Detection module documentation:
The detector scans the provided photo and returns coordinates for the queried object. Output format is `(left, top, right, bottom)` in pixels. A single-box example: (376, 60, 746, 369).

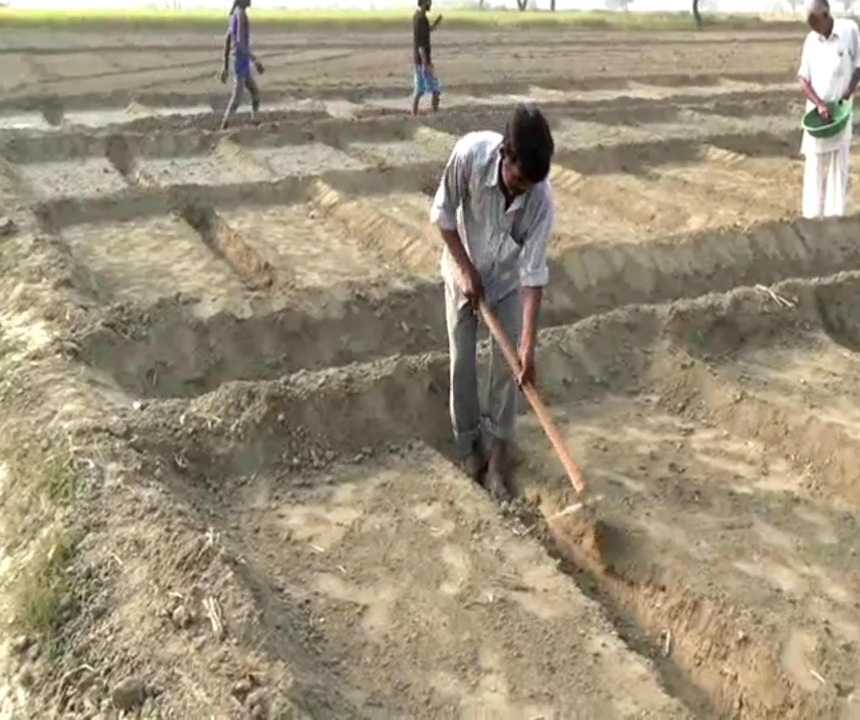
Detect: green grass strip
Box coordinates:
(0, 8, 781, 32)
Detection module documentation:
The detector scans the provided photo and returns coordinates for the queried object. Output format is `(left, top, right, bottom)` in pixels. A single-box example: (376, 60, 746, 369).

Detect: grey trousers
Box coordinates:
(222, 73, 260, 125)
(446, 286, 522, 459)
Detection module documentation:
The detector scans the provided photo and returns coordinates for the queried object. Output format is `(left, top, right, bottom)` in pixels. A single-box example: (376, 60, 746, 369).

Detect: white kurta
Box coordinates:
(797, 17, 860, 219)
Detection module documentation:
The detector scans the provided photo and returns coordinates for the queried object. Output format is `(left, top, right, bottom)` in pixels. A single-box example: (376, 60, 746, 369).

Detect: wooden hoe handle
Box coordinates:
(479, 301, 586, 495)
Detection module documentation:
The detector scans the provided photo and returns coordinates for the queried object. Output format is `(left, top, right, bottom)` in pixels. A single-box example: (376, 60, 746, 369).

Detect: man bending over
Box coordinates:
(430, 104, 555, 501)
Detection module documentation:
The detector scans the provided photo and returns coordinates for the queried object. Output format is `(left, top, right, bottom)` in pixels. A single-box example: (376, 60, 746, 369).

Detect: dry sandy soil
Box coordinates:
(1, 18, 860, 720)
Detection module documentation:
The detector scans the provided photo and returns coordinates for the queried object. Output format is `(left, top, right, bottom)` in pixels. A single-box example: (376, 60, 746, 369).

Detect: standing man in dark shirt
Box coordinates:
(413, 0, 443, 115)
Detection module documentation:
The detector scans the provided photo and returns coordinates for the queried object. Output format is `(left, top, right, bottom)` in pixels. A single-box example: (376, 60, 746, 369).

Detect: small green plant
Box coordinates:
(0, 435, 80, 562)
(0, 7, 767, 31)
(0, 436, 84, 641)
(7, 527, 83, 636)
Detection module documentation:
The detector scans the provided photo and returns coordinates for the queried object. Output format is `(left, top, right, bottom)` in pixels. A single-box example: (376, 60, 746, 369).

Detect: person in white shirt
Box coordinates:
(798, 0, 860, 218)
(430, 104, 555, 502)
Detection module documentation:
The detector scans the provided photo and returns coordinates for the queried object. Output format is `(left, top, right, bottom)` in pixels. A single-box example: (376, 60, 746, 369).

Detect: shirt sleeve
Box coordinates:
(430, 137, 471, 231)
(798, 35, 812, 81)
(851, 22, 860, 69)
(518, 187, 553, 288)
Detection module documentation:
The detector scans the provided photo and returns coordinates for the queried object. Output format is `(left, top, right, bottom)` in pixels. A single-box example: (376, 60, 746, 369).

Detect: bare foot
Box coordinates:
(484, 467, 511, 503)
(462, 440, 487, 485)
(484, 441, 513, 503)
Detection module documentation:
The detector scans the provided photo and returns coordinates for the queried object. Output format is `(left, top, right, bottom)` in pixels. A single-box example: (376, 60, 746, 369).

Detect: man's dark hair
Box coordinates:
(502, 104, 554, 184)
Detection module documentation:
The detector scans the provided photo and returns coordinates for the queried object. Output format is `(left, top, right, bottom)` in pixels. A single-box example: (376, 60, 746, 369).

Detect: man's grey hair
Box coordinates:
(805, 0, 829, 15)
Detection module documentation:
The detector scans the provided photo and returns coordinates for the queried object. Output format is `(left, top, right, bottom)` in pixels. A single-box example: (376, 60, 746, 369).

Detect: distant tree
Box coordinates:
(516, 0, 527, 9)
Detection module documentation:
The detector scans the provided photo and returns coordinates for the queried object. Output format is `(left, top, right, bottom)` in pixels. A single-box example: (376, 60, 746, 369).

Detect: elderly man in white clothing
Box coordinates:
(798, 0, 860, 219)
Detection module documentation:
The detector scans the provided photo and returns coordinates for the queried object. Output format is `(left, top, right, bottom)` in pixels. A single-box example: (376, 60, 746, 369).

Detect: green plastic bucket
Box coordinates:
(802, 100, 852, 139)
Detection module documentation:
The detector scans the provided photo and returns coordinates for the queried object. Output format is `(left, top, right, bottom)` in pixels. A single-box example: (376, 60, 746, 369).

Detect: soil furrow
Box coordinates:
(119, 271, 860, 718)
(66, 216, 860, 398)
(0, 87, 800, 159)
(0, 70, 794, 113)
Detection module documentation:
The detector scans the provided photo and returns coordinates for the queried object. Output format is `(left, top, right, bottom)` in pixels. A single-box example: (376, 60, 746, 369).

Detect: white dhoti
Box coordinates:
(802, 142, 850, 219)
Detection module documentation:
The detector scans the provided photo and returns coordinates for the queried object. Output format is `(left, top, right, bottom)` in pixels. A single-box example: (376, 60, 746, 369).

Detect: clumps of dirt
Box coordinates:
(0, 215, 16, 238)
(524, 493, 656, 588)
(104, 133, 137, 179)
(179, 201, 276, 292)
(811, 271, 860, 352)
(498, 489, 651, 584)
(662, 283, 800, 362)
(63, 276, 447, 398)
(560, 514, 645, 578)
(100, 107, 333, 137)
(39, 97, 65, 127)
(511, 489, 830, 719)
(659, 272, 860, 364)
(121, 358, 448, 486)
(73, 293, 201, 339)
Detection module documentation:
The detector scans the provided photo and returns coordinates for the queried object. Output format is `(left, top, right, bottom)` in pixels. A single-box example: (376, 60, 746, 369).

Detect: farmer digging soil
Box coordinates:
(219, 0, 265, 130)
(798, 0, 860, 218)
(430, 103, 555, 502)
(412, 0, 443, 115)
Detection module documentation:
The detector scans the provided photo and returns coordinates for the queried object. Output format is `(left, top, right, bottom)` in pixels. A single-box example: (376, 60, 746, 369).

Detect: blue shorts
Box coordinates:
(413, 65, 441, 95)
(234, 50, 252, 78)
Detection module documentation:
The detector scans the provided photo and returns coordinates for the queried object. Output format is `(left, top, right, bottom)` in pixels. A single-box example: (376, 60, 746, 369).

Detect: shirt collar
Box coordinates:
(817, 22, 840, 41)
(482, 142, 530, 211)
(483, 143, 502, 188)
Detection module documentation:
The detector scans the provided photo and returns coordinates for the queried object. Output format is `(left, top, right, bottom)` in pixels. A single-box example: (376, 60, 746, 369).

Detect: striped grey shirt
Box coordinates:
(430, 130, 554, 306)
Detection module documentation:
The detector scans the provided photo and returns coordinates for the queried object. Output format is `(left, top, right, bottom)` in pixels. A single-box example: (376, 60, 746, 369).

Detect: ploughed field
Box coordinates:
(2, 20, 860, 720)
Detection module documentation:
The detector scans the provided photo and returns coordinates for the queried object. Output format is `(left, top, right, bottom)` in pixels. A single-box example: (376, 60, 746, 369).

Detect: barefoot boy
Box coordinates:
(219, 0, 265, 130)
(413, 0, 443, 115)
